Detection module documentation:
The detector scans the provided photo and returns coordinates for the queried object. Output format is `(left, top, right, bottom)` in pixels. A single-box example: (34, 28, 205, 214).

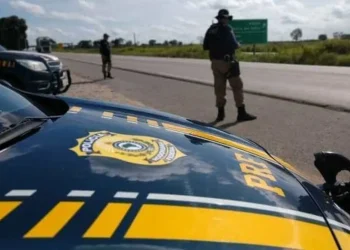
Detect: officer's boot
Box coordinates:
(237, 105, 257, 122)
(215, 107, 225, 122)
(107, 72, 113, 79)
(103, 71, 107, 79)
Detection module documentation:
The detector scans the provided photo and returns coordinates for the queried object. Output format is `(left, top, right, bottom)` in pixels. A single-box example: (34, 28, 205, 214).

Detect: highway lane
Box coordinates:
(62, 58, 350, 184)
(57, 52, 350, 111)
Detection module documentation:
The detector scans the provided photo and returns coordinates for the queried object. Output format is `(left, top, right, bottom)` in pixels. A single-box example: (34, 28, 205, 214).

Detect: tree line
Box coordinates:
(290, 28, 350, 42)
(75, 38, 184, 49)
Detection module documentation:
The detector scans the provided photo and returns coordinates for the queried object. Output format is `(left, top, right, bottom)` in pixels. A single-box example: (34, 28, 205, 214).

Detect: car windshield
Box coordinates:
(0, 44, 6, 52)
(0, 84, 47, 133)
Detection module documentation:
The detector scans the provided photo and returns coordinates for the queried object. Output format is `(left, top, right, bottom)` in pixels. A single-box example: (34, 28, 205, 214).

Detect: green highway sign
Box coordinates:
(229, 19, 268, 45)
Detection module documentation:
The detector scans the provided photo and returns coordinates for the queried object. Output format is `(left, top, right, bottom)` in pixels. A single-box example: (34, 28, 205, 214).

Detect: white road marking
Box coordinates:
(114, 192, 139, 199)
(147, 193, 350, 231)
(67, 190, 95, 197)
(5, 190, 36, 197)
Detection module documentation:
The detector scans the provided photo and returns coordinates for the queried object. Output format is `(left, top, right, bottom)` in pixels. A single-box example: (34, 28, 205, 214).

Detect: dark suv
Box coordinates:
(0, 44, 71, 94)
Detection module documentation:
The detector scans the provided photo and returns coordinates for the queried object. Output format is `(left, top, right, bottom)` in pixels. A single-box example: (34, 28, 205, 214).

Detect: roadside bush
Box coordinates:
(255, 53, 277, 63)
(338, 55, 350, 66)
(298, 47, 318, 64)
(323, 40, 350, 54)
(275, 53, 295, 64)
(317, 53, 338, 66)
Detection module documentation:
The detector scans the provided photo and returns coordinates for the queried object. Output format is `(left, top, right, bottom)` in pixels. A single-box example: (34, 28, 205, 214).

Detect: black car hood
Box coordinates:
(0, 50, 59, 62)
(0, 96, 349, 250)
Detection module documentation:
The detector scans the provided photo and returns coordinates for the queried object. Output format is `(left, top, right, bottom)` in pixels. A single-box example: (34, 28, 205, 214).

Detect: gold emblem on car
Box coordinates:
(70, 131, 186, 166)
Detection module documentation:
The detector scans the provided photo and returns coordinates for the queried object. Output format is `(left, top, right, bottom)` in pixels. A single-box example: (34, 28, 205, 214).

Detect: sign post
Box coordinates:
(229, 19, 268, 55)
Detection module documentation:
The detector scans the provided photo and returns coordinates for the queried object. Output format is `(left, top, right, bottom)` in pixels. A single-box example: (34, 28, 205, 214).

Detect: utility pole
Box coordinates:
(133, 33, 137, 46)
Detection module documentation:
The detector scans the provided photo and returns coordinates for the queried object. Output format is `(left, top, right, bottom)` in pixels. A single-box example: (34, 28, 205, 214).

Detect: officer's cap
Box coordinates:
(216, 9, 233, 20)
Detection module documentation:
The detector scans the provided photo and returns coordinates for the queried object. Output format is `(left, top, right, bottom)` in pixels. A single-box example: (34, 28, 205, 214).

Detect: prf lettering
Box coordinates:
(234, 153, 285, 197)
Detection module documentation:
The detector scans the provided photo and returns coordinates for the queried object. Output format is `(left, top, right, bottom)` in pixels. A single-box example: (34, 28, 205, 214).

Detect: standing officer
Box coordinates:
(99, 33, 113, 79)
(203, 9, 256, 122)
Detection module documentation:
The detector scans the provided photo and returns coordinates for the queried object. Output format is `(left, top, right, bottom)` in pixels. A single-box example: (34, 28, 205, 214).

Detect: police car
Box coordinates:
(0, 80, 349, 250)
(0, 44, 71, 94)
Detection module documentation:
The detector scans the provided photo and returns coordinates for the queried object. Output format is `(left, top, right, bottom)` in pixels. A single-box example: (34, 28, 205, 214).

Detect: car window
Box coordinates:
(0, 44, 6, 51)
(0, 84, 46, 132)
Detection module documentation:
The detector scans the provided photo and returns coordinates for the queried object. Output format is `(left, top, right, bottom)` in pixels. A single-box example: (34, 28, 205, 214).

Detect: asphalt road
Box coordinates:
(56, 53, 350, 111)
(61, 58, 350, 184)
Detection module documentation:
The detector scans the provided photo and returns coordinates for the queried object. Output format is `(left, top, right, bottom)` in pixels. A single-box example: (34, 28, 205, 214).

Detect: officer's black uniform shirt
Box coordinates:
(99, 39, 111, 57)
(203, 23, 240, 60)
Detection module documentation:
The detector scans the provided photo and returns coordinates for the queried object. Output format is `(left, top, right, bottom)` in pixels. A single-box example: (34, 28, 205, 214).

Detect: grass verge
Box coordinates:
(55, 39, 350, 66)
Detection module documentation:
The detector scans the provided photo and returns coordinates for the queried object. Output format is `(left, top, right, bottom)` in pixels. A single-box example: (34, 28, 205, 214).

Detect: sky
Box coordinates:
(0, 0, 350, 45)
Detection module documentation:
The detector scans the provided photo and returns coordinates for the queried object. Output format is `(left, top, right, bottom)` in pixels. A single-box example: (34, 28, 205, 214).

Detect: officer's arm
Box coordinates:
(232, 30, 240, 49)
(203, 29, 210, 51)
(99, 42, 103, 54)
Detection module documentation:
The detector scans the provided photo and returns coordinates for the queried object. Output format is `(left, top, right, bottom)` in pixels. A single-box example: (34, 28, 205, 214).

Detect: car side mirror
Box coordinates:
(314, 151, 350, 213)
(314, 151, 350, 186)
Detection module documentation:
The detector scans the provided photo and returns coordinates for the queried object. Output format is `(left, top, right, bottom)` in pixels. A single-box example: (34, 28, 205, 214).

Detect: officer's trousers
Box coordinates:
(211, 59, 244, 108)
(101, 55, 112, 74)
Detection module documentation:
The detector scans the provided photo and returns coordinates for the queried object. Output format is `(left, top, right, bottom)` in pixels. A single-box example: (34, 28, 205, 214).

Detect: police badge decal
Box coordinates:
(70, 131, 186, 166)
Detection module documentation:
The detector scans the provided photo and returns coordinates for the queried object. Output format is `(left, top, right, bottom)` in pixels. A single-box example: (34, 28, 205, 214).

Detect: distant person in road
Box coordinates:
(203, 9, 256, 122)
(99, 33, 113, 79)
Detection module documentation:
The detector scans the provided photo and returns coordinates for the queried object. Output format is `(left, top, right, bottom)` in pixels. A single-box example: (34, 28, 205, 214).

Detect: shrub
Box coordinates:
(276, 53, 295, 64)
(338, 55, 350, 66)
(317, 53, 338, 66)
(323, 40, 350, 54)
(298, 47, 318, 64)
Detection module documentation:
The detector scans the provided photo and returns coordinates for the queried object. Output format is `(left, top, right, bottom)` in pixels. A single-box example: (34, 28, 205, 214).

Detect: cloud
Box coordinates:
(175, 16, 199, 26)
(26, 27, 49, 37)
(285, 0, 304, 9)
(281, 14, 307, 24)
(7, 0, 350, 44)
(55, 28, 75, 37)
(79, 27, 98, 35)
(50, 11, 105, 30)
(96, 16, 118, 22)
(89, 156, 214, 182)
(51, 11, 98, 24)
(9, 0, 45, 15)
(35, 27, 48, 33)
(185, 0, 275, 10)
(151, 25, 184, 34)
(77, 0, 95, 10)
(332, 5, 350, 18)
(111, 28, 127, 36)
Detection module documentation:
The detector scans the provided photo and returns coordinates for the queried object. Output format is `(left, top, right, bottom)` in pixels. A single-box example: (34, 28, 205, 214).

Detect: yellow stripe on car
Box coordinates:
(68, 106, 82, 114)
(335, 230, 350, 250)
(102, 111, 114, 119)
(0, 201, 22, 221)
(125, 204, 338, 250)
(83, 203, 131, 238)
(127, 116, 138, 124)
(24, 201, 84, 238)
(147, 120, 159, 128)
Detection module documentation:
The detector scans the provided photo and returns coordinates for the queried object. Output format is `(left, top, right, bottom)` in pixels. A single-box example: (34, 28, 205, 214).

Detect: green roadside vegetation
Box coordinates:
(54, 39, 350, 66)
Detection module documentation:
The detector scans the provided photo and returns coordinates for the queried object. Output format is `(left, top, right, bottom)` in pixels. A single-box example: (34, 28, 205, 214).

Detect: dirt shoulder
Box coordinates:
(62, 74, 146, 108)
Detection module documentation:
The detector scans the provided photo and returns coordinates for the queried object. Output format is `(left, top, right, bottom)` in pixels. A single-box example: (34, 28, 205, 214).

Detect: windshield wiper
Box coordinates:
(0, 116, 61, 150)
(5, 115, 61, 130)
